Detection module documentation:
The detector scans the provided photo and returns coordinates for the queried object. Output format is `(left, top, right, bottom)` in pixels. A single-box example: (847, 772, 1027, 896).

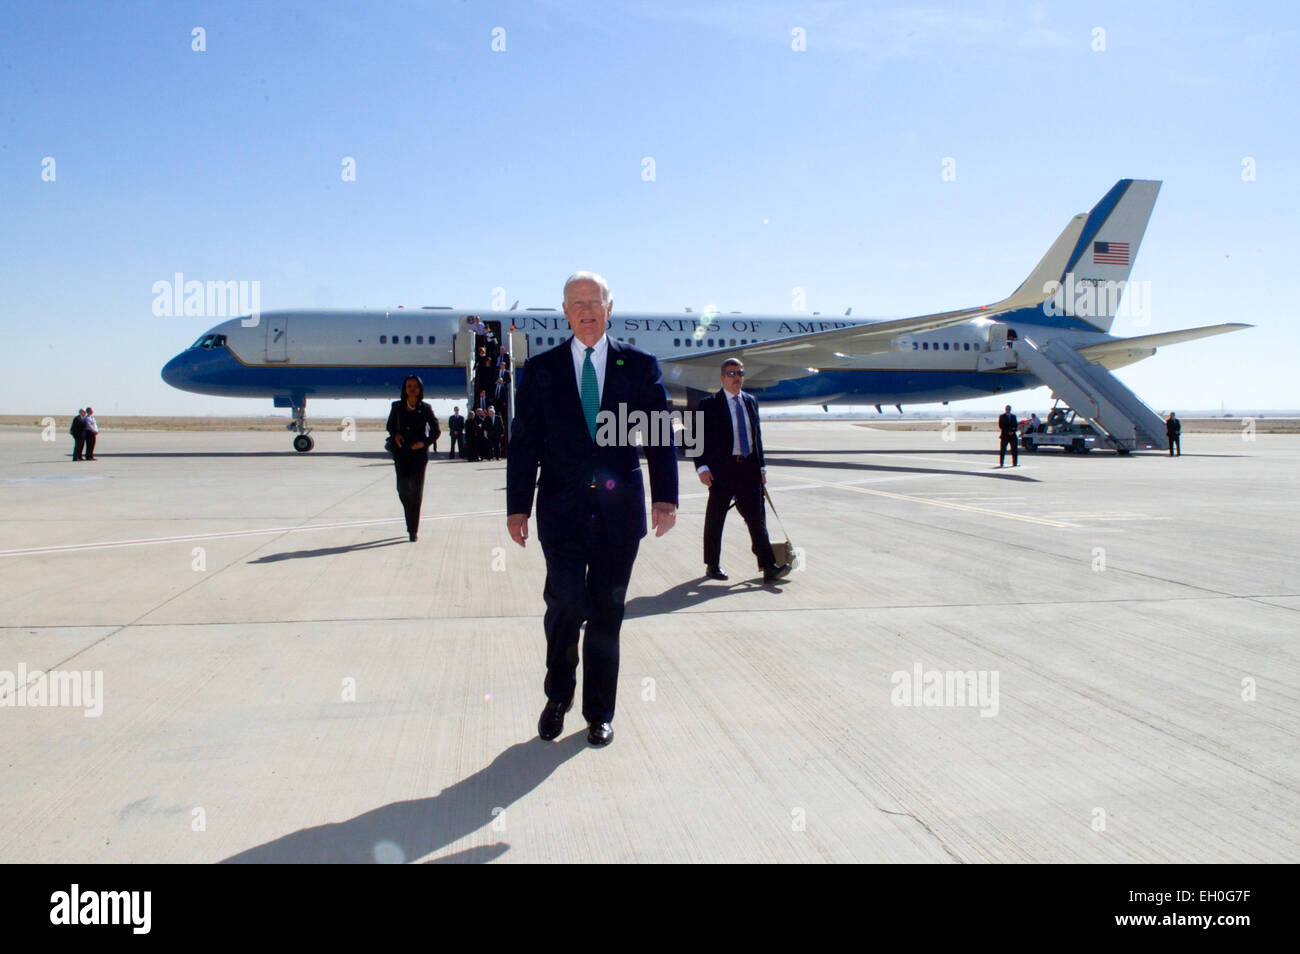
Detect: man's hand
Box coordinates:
(761, 471, 766, 486)
(507, 513, 529, 548)
(393, 434, 404, 448)
(411, 441, 424, 451)
(697, 468, 713, 487)
(651, 502, 676, 537)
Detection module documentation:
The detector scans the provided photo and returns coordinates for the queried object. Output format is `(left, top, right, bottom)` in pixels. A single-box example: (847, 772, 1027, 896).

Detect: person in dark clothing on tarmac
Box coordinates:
(997, 405, 1019, 468)
(1166, 412, 1181, 457)
(386, 375, 439, 541)
(70, 409, 87, 461)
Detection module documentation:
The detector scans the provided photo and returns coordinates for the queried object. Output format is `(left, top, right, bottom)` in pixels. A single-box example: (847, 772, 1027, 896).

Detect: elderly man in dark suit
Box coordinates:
(507, 271, 678, 748)
(693, 358, 791, 584)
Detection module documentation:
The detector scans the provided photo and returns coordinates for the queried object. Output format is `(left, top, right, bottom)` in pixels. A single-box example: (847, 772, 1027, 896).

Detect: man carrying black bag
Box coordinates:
(692, 358, 791, 584)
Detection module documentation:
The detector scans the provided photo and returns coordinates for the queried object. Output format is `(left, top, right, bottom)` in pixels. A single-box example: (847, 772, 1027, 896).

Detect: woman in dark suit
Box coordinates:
(386, 375, 439, 542)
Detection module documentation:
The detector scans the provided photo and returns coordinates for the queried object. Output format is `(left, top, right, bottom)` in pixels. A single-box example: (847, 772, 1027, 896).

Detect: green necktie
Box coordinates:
(581, 346, 599, 439)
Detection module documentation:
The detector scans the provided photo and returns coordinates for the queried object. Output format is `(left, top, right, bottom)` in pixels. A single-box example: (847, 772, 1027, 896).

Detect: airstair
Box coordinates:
(1013, 336, 1168, 452)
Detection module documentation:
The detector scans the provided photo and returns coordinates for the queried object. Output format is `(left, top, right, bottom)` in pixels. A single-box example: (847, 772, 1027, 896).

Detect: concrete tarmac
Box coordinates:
(0, 422, 1296, 863)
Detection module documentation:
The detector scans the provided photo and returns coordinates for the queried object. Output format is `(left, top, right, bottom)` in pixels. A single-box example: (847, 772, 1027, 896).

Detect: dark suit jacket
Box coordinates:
(508, 337, 678, 551)
(1166, 418, 1181, 438)
(998, 412, 1018, 438)
(693, 389, 765, 475)
(386, 400, 439, 458)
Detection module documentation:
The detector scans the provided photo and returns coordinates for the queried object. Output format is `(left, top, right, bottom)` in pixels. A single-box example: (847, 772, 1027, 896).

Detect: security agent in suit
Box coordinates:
(386, 375, 439, 541)
(507, 271, 678, 749)
(447, 407, 465, 459)
(997, 404, 1019, 467)
(1166, 412, 1181, 456)
(694, 359, 791, 583)
(70, 409, 86, 461)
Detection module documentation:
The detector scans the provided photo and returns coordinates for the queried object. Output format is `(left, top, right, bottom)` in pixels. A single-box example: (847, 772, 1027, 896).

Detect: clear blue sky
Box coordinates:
(3, 0, 1296, 418)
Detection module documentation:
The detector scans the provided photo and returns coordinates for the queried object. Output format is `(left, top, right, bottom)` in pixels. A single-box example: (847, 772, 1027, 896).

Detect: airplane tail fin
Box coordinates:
(998, 212, 1089, 312)
(1051, 179, 1161, 333)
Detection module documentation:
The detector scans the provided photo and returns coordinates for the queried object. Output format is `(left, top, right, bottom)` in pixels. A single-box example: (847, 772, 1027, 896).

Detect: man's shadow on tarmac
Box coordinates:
(247, 538, 407, 563)
(624, 574, 781, 618)
(220, 735, 586, 864)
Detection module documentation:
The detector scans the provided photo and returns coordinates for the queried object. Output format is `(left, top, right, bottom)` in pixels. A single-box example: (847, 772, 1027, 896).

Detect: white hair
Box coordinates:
(563, 270, 610, 303)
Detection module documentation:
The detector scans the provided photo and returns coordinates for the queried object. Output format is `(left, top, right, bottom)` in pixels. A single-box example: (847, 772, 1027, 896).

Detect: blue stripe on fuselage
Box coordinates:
(161, 347, 465, 401)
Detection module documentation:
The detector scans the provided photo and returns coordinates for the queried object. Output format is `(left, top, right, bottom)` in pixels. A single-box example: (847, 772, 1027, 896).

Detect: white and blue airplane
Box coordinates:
(162, 179, 1248, 452)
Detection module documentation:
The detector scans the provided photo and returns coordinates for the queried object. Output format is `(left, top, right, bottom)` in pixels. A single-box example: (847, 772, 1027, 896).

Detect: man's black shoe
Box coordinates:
(762, 562, 792, 583)
(587, 722, 613, 747)
(706, 565, 729, 581)
(537, 698, 573, 741)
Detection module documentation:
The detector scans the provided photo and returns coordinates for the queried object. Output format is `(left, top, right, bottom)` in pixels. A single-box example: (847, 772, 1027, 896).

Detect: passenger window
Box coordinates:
(404, 336, 411, 344)
(943, 342, 949, 351)
(417, 336, 423, 344)
(430, 336, 435, 344)
(922, 342, 928, 350)
(380, 335, 387, 344)
(707, 338, 714, 347)
(673, 338, 680, 346)
(730, 339, 737, 346)
(548, 337, 555, 345)
(963, 342, 970, 351)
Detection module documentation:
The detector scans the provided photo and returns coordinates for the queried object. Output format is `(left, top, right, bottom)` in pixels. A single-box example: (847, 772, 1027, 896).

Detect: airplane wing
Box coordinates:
(1076, 323, 1252, 370)
(661, 211, 1089, 391)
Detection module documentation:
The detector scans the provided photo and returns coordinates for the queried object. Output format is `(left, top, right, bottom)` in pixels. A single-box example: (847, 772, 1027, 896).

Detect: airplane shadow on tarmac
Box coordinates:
(762, 454, 1041, 481)
(220, 734, 587, 864)
(82, 451, 396, 459)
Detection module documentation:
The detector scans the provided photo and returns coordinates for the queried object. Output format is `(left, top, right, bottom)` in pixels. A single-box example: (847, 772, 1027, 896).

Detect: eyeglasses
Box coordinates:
(724, 370, 745, 377)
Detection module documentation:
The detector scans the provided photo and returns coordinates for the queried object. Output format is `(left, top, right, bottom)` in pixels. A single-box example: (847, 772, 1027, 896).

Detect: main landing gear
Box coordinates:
(287, 402, 314, 452)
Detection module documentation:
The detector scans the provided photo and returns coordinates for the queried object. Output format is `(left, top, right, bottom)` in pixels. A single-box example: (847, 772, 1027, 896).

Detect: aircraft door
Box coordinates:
(987, 323, 1007, 351)
(266, 315, 289, 362)
(505, 330, 529, 431)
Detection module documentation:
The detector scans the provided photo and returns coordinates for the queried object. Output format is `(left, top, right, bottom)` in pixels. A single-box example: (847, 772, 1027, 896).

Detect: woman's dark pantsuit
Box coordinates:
(394, 453, 428, 535)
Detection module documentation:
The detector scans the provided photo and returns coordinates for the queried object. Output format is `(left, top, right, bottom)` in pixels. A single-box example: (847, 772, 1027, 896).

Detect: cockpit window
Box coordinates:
(189, 334, 227, 350)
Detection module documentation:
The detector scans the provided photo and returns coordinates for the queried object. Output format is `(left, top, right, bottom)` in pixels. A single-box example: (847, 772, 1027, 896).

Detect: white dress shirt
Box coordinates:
(570, 333, 609, 403)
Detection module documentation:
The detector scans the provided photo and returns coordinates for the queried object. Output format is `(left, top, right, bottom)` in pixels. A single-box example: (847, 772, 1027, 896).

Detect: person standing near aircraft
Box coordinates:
(507, 271, 678, 748)
(69, 409, 86, 461)
(386, 375, 438, 542)
(485, 407, 504, 460)
(447, 407, 465, 460)
(1166, 412, 1181, 456)
(82, 407, 99, 460)
(997, 405, 1019, 468)
(693, 358, 791, 583)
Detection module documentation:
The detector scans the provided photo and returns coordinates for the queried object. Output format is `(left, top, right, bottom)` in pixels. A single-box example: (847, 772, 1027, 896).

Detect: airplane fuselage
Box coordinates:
(163, 307, 1112, 408)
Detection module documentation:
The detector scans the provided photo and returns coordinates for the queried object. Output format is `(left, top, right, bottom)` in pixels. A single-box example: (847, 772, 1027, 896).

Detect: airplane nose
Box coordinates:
(160, 352, 190, 390)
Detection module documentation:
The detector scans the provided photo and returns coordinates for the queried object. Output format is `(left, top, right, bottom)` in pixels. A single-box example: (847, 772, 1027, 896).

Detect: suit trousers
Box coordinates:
(72, 434, 85, 460)
(998, 434, 1018, 466)
(393, 453, 428, 534)
(703, 456, 775, 570)
(83, 432, 97, 460)
(540, 495, 640, 725)
(448, 432, 464, 458)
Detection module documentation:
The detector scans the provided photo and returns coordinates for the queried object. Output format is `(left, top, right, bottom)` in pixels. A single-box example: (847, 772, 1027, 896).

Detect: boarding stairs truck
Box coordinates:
(1010, 336, 1169, 454)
